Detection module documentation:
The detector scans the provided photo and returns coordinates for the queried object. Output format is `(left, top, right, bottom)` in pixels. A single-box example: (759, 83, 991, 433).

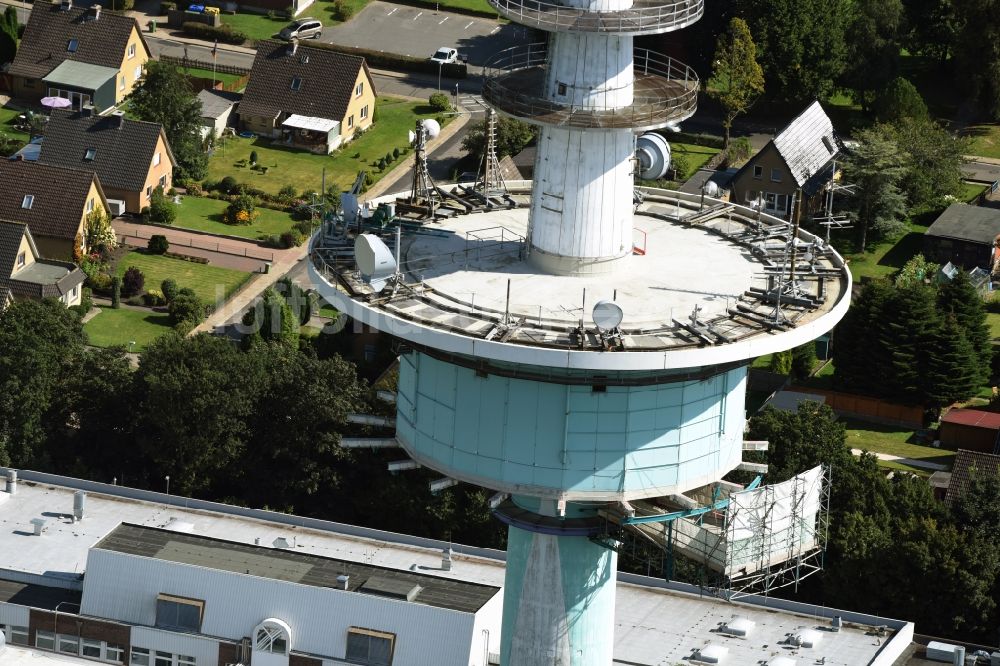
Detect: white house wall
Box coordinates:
(80, 549, 482, 665)
(467, 588, 503, 665)
(0, 601, 30, 627)
(131, 626, 221, 666)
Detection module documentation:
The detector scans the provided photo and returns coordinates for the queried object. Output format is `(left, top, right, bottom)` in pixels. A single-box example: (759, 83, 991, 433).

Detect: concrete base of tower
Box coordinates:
(501, 500, 617, 666)
(528, 244, 631, 275)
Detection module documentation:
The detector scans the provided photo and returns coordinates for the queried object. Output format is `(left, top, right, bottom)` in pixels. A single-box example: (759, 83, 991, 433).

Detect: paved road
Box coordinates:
(850, 448, 949, 472)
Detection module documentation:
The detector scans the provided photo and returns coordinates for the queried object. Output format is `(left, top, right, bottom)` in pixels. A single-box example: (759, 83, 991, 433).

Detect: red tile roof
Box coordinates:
(941, 409, 1000, 430)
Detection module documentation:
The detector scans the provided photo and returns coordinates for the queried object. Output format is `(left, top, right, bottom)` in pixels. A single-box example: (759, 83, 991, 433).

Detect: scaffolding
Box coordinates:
(615, 465, 830, 600)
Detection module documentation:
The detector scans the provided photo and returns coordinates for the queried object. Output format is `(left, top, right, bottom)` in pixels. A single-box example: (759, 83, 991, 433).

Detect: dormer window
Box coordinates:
(67, 38, 78, 53)
(291, 77, 302, 91)
(21, 195, 33, 209)
(822, 135, 835, 154)
(84, 148, 96, 161)
(301, 55, 309, 64)
(16, 251, 26, 268)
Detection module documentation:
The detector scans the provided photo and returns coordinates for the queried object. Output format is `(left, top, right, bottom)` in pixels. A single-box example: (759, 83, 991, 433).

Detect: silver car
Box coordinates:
(279, 18, 323, 40)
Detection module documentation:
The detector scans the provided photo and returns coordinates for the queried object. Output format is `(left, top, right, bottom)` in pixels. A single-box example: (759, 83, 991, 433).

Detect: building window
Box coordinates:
(128, 43, 136, 59)
(85, 147, 97, 161)
(770, 168, 782, 182)
(363, 343, 376, 362)
(556, 82, 567, 96)
(153, 151, 161, 167)
(67, 38, 78, 52)
(22, 194, 33, 209)
(345, 628, 394, 666)
(360, 105, 368, 119)
(107, 644, 126, 664)
(154, 651, 172, 666)
(159, 174, 167, 188)
(10, 626, 28, 645)
(131, 648, 150, 666)
(82, 638, 102, 658)
(36, 630, 56, 651)
(254, 620, 290, 655)
(155, 593, 205, 632)
(120, 75, 126, 91)
(87, 197, 96, 212)
(134, 65, 142, 81)
(347, 115, 354, 128)
(24, 78, 35, 88)
(58, 634, 79, 654)
(291, 77, 302, 91)
(752, 165, 762, 179)
(356, 81, 363, 96)
(146, 186, 152, 199)
(16, 251, 25, 268)
(177, 657, 196, 666)
(71, 285, 79, 299)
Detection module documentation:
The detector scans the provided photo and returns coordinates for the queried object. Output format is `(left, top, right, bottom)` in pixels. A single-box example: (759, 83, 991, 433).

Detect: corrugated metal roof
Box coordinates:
(94, 523, 498, 614)
(282, 114, 340, 133)
(771, 101, 838, 190)
(940, 408, 1000, 429)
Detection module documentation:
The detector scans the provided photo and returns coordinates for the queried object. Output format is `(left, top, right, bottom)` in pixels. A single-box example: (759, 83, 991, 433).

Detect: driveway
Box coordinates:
(319, 1, 526, 71)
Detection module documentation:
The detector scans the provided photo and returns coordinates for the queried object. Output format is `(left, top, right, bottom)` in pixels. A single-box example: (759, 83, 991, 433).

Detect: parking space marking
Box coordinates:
(490, 26, 500, 34)
(464, 21, 474, 28)
(387, 7, 397, 14)
(439, 16, 449, 23)
(413, 11, 423, 19)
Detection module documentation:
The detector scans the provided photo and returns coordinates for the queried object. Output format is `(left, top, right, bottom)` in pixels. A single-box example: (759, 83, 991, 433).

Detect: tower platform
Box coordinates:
(488, 0, 704, 35)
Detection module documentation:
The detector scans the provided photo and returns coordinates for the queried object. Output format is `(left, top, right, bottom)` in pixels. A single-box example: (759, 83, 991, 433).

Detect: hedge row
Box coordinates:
(181, 21, 248, 45)
(306, 41, 468, 79)
(388, 0, 497, 19)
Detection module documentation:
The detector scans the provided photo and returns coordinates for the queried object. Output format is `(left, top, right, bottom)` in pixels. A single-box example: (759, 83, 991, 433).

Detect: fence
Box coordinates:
(789, 386, 925, 429)
(119, 225, 276, 263)
(160, 54, 250, 77)
(187, 74, 250, 93)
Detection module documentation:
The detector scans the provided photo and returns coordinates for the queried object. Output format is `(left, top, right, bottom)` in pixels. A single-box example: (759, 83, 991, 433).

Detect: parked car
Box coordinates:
(430, 47, 460, 64)
(279, 18, 323, 40)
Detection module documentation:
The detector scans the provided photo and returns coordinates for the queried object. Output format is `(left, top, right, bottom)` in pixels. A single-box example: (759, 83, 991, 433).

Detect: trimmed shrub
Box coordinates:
(429, 92, 451, 112)
(111, 276, 121, 309)
(185, 181, 203, 196)
(148, 234, 170, 255)
(142, 289, 166, 307)
(181, 21, 247, 45)
(87, 271, 113, 293)
(122, 266, 145, 297)
(225, 190, 259, 225)
(218, 176, 239, 194)
(249, 150, 258, 165)
(168, 292, 204, 328)
(332, 0, 354, 21)
(161, 278, 178, 303)
(393, 147, 400, 159)
(147, 186, 176, 225)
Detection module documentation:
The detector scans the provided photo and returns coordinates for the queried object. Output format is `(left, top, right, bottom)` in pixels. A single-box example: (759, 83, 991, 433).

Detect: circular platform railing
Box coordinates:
(488, 0, 702, 35)
(482, 45, 699, 131)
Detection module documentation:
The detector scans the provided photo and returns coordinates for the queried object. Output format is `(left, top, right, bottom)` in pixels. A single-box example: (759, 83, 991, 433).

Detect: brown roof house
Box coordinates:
(923, 204, 1000, 272)
(945, 449, 1000, 505)
(729, 101, 841, 220)
(240, 40, 376, 154)
(38, 109, 176, 214)
(0, 159, 109, 261)
(8, 1, 150, 111)
(0, 220, 85, 309)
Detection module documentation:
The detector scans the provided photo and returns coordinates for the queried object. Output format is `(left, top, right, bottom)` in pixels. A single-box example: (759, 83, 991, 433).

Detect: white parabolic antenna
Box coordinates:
(593, 300, 624, 331)
(421, 118, 441, 139)
(355, 234, 397, 291)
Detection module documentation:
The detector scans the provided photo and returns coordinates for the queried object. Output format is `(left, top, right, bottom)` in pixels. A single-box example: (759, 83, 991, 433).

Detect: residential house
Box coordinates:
(923, 203, 1000, 272)
(0, 221, 85, 308)
(945, 449, 1000, 504)
(729, 101, 840, 219)
(0, 160, 109, 260)
(8, 1, 150, 111)
(938, 408, 1000, 453)
(240, 40, 376, 153)
(38, 109, 176, 214)
(197, 89, 240, 140)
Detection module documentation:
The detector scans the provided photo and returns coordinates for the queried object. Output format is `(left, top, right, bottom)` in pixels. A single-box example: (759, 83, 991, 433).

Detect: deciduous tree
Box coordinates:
(841, 0, 904, 111)
(707, 17, 764, 148)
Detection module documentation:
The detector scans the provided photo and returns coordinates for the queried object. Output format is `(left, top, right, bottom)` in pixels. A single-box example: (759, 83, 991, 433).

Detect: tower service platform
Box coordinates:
(309, 0, 852, 662)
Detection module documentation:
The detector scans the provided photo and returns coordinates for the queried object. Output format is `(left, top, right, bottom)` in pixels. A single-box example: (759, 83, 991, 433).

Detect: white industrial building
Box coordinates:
(0, 467, 943, 666)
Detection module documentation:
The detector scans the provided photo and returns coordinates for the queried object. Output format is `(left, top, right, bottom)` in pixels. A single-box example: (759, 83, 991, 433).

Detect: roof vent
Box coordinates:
(300, 54, 309, 64)
(289, 38, 298, 56)
(336, 574, 349, 590)
(691, 645, 728, 664)
(787, 629, 822, 648)
(89, 3, 100, 20)
(5, 469, 16, 495)
(441, 547, 453, 571)
(360, 575, 422, 602)
(73, 490, 86, 521)
(60, 0, 72, 11)
(30, 517, 46, 536)
(272, 536, 295, 548)
(830, 616, 842, 632)
(720, 617, 755, 637)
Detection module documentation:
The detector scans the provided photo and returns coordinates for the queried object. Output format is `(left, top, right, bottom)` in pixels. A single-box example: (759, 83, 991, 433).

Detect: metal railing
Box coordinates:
(488, 0, 703, 34)
(483, 44, 699, 130)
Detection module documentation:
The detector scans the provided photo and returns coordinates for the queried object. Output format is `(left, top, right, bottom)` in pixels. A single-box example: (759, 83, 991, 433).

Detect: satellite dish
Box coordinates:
(421, 118, 441, 139)
(592, 300, 624, 331)
(408, 129, 416, 145)
(355, 234, 397, 291)
(703, 180, 720, 197)
(636, 133, 670, 180)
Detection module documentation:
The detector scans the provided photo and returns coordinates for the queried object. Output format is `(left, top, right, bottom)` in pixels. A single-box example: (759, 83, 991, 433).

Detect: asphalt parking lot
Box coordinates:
(320, 0, 527, 69)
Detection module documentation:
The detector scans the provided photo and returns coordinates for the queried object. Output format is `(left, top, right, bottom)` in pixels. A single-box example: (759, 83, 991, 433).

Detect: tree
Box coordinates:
(953, 0, 1000, 119)
(745, 401, 852, 483)
(428, 93, 451, 112)
(952, 467, 1000, 535)
(926, 314, 981, 407)
(127, 60, 208, 180)
(225, 189, 258, 226)
(0, 299, 87, 467)
(833, 280, 896, 394)
(461, 116, 537, 163)
(168, 291, 204, 328)
(889, 116, 968, 212)
(873, 77, 929, 123)
(84, 208, 117, 253)
(161, 278, 178, 303)
(894, 253, 937, 288)
(121, 266, 145, 297)
(843, 124, 908, 252)
(111, 276, 121, 308)
(277, 277, 313, 326)
(841, 0, 904, 111)
(147, 186, 176, 225)
(736, 0, 850, 103)
(707, 18, 765, 148)
(938, 269, 992, 379)
(0, 6, 18, 68)
(240, 287, 300, 350)
(903, 0, 959, 66)
(147, 234, 170, 255)
(768, 349, 793, 374)
(791, 342, 817, 381)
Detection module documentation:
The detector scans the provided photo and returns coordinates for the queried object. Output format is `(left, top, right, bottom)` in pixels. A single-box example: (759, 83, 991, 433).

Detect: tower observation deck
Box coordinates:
(308, 0, 851, 663)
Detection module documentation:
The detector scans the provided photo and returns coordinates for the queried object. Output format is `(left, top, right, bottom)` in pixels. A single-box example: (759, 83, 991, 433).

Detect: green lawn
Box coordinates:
(84, 306, 173, 351)
(207, 97, 433, 195)
(963, 123, 1000, 160)
(221, 0, 374, 41)
(987, 313, 1000, 340)
(671, 142, 719, 174)
(180, 66, 245, 87)
(115, 251, 251, 305)
(959, 181, 988, 202)
(170, 195, 298, 239)
(843, 418, 956, 472)
(843, 221, 930, 283)
(0, 104, 31, 147)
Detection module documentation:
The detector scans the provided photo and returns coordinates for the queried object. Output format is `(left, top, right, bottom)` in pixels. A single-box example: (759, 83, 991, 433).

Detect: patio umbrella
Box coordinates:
(40, 96, 72, 109)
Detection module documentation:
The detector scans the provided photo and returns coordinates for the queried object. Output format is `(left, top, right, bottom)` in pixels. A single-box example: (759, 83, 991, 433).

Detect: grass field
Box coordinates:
(115, 251, 251, 305)
(221, 0, 376, 41)
(987, 313, 1000, 340)
(207, 97, 432, 195)
(959, 181, 988, 202)
(963, 123, 1000, 160)
(672, 142, 719, 175)
(171, 196, 298, 239)
(842, 221, 930, 283)
(0, 105, 31, 154)
(843, 418, 956, 474)
(84, 307, 173, 351)
(180, 66, 245, 87)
